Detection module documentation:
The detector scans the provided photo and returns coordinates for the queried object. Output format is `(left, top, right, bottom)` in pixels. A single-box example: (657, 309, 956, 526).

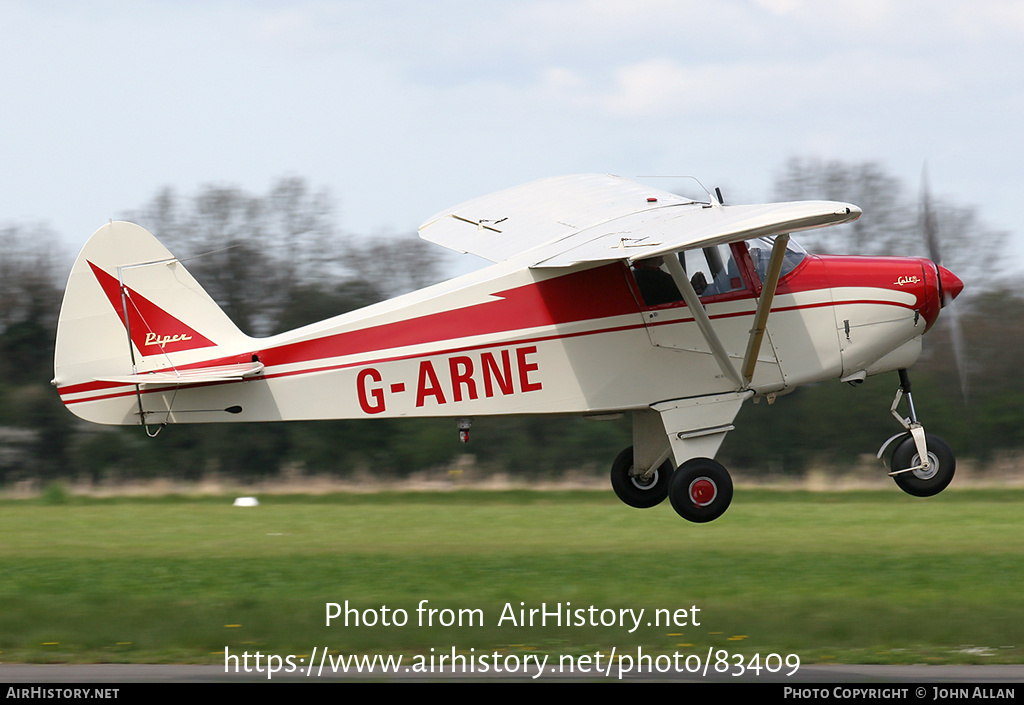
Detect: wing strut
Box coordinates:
(742, 234, 789, 384)
(662, 255, 745, 389)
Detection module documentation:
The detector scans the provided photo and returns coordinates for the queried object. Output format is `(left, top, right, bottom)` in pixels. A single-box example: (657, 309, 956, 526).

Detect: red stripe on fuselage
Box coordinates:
(253, 263, 642, 368)
(58, 264, 641, 400)
(59, 257, 924, 404)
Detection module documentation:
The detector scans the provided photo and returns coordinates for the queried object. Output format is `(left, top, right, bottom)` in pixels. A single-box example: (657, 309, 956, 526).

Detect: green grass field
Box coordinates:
(1, 488, 1021, 665)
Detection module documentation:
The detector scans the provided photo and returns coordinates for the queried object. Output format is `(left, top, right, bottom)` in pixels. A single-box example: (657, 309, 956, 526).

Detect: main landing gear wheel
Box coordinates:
(890, 433, 955, 497)
(610, 446, 673, 508)
(669, 458, 733, 523)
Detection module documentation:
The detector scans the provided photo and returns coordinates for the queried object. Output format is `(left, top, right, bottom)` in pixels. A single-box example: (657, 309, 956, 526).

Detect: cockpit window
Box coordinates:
(631, 257, 681, 306)
(684, 243, 746, 297)
(631, 238, 807, 308)
(631, 243, 749, 308)
(746, 237, 807, 284)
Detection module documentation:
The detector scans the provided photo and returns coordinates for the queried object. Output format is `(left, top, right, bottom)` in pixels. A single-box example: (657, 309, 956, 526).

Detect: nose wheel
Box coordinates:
(888, 433, 955, 497)
(878, 369, 956, 497)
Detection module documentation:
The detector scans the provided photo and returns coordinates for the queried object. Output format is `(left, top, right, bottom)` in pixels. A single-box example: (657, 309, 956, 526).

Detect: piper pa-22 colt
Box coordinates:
(53, 174, 964, 523)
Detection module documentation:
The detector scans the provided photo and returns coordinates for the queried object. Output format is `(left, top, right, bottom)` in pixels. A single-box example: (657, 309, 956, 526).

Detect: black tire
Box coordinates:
(890, 433, 955, 497)
(610, 446, 672, 508)
(668, 457, 733, 523)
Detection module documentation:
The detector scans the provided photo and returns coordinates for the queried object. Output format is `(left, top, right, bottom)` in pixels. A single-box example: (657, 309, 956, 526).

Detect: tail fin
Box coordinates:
(53, 222, 255, 425)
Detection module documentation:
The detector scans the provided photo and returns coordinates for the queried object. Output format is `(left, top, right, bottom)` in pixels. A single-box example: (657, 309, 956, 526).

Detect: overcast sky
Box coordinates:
(3, 0, 1022, 271)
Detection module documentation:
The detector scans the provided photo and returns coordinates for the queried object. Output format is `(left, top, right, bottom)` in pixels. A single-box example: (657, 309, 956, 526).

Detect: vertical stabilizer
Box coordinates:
(53, 222, 252, 424)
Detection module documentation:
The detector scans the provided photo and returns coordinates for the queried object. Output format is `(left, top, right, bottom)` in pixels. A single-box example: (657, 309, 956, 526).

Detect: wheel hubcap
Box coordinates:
(911, 453, 940, 481)
(689, 477, 717, 506)
(630, 469, 658, 490)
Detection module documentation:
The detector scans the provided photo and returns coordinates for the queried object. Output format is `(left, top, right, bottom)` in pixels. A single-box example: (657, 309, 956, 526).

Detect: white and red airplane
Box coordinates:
(53, 174, 963, 522)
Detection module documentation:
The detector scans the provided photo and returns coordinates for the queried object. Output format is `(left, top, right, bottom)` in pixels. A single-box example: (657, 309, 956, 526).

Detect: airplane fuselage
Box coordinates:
(57, 240, 954, 427)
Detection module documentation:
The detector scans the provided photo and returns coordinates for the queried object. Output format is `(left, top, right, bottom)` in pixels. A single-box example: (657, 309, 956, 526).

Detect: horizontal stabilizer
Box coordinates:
(95, 361, 265, 387)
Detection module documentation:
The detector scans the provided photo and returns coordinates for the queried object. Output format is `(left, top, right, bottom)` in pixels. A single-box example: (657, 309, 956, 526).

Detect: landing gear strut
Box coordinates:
(878, 369, 956, 496)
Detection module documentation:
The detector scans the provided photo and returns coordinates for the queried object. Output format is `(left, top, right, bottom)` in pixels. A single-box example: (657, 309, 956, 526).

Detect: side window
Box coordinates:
(631, 257, 682, 306)
(631, 244, 748, 308)
(683, 244, 745, 299)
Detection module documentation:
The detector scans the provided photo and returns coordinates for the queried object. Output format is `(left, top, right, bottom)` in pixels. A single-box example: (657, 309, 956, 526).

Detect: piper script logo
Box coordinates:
(144, 332, 194, 347)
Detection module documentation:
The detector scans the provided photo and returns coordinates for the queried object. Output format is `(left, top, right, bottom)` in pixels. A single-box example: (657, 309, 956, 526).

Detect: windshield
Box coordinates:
(746, 237, 807, 283)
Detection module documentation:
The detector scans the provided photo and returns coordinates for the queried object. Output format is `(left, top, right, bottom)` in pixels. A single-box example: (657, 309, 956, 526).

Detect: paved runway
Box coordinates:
(1, 663, 1023, 683)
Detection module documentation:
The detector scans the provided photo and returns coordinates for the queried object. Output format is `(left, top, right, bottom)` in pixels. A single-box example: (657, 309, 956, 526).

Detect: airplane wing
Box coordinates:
(419, 174, 861, 268)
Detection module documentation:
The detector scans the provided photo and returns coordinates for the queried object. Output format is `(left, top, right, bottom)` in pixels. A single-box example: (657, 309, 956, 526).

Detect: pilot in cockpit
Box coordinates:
(633, 256, 710, 306)
(632, 257, 679, 306)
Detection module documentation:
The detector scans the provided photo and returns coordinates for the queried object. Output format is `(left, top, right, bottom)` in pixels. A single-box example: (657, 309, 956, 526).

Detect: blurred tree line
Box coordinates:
(0, 164, 1021, 487)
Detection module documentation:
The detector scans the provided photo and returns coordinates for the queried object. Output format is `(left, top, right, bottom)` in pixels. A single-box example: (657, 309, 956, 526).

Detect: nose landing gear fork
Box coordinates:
(878, 369, 930, 474)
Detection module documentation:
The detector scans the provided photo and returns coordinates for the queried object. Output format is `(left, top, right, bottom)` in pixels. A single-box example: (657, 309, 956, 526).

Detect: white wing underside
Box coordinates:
(419, 174, 861, 267)
(96, 361, 265, 387)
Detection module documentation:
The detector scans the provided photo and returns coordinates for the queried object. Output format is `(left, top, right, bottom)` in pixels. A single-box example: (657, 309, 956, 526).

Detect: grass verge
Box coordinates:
(0, 489, 1021, 664)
